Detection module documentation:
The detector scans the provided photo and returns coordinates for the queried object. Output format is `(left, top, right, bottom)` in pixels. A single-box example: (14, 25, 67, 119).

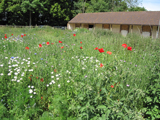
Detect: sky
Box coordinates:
(138, 0, 160, 11)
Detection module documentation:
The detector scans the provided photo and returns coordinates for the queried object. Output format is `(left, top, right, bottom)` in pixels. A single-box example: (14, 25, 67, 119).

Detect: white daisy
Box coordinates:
(8, 73, 11, 76)
(29, 89, 33, 94)
(51, 76, 54, 78)
(14, 72, 18, 75)
(51, 80, 55, 84)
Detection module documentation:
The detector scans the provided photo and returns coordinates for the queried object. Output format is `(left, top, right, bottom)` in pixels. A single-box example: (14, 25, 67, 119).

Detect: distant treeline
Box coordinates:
(0, 0, 146, 26)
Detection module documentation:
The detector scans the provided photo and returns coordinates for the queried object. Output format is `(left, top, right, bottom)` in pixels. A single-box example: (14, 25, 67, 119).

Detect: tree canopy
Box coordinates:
(0, 0, 146, 26)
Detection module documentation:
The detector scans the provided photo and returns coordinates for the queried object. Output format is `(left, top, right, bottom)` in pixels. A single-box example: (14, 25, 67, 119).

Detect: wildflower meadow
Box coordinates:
(0, 27, 160, 120)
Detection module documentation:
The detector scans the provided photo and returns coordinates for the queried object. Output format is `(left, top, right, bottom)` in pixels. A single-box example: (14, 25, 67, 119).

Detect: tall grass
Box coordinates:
(0, 27, 160, 120)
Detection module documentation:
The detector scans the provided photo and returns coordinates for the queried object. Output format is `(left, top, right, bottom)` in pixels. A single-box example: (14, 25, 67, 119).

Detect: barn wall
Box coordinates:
(121, 25, 129, 36)
(112, 25, 120, 33)
(132, 25, 141, 35)
(95, 24, 102, 29)
(142, 32, 150, 37)
(81, 24, 89, 29)
(67, 23, 75, 30)
(121, 30, 128, 36)
(103, 24, 110, 30)
(142, 26, 151, 37)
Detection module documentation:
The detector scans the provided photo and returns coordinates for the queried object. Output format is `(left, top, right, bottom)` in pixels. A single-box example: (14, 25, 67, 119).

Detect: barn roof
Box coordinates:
(68, 11, 160, 26)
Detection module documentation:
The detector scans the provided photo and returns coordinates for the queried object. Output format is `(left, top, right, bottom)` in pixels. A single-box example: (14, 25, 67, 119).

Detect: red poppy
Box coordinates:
(94, 47, 99, 50)
(80, 46, 83, 49)
(98, 48, 104, 53)
(24, 34, 26, 36)
(25, 46, 29, 49)
(51, 43, 54, 45)
(54, 69, 57, 72)
(111, 85, 114, 88)
(5, 34, 7, 36)
(41, 97, 43, 99)
(39, 44, 42, 47)
(61, 46, 64, 49)
(59, 40, 62, 43)
(4, 36, 7, 39)
(40, 78, 44, 82)
(11, 34, 13, 36)
(73, 34, 76, 36)
(122, 44, 127, 48)
(100, 63, 104, 67)
(21, 35, 23, 37)
(36, 77, 38, 79)
(46, 42, 49, 45)
(127, 46, 132, 51)
(80, 41, 82, 44)
(107, 51, 112, 55)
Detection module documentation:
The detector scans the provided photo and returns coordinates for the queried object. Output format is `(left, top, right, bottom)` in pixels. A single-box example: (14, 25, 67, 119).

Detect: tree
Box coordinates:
(49, 0, 74, 25)
(86, 0, 112, 12)
(113, 1, 128, 12)
(124, 0, 142, 7)
(73, 0, 90, 16)
(128, 6, 147, 11)
(21, 0, 46, 26)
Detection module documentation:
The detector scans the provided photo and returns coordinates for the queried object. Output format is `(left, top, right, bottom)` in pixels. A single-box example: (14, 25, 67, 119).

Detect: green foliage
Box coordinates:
(92, 29, 113, 37)
(128, 6, 147, 11)
(143, 75, 160, 119)
(0, 0, 146, 26)
(0, 102, 7, 118)
(0, 27, 160, 119)
(50, 0, 73, 25)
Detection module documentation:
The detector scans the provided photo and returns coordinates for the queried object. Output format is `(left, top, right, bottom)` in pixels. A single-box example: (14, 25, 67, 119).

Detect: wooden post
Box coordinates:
(150, 26, 152, 37)
(157, 20, 160, 39)
(110, 24, 112, 31)
(120, 25, 122, 33)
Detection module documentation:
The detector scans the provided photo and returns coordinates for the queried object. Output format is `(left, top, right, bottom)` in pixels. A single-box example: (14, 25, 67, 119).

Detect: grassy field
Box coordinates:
(0, 27, 160, 120)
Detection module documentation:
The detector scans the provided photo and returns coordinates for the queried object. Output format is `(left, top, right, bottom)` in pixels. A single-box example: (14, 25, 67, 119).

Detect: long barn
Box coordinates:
(67, 11, 160, 39)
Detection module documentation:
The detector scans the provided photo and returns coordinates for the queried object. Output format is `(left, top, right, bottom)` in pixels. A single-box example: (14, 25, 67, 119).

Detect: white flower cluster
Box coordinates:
(28, 85, 36, 98)
(72, 55, 101, 71)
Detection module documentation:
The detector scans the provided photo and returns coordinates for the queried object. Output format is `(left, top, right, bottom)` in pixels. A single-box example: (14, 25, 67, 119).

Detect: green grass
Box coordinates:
(0, 27, 160, 120)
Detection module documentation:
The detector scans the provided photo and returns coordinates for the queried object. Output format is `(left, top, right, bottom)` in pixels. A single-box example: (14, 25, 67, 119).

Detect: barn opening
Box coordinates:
(142, 25, 151, 37)
(121, 25, 129, 36)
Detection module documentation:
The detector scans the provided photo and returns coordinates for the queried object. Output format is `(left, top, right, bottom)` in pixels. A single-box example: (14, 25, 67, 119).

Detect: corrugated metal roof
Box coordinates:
(68, 11, 160, 26)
